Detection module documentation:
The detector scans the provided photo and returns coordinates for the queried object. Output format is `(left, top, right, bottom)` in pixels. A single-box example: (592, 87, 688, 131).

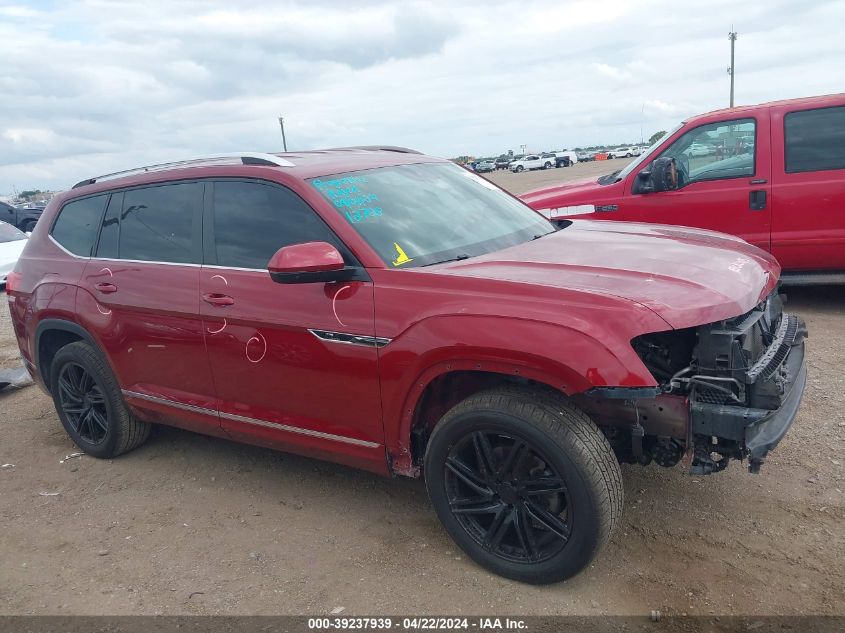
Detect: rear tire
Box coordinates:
(424, 387, 623, 584)
(21, 219, 37, 233)
(50, 341, 150, 458)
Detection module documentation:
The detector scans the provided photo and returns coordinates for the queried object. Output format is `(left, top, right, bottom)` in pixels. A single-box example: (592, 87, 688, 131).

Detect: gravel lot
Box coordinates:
(1, 161, 843, 616)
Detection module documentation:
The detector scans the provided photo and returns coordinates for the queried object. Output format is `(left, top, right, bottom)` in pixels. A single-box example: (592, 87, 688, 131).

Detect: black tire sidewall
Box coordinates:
(50, 344, 122, 458)
(425, 408, 605, 584)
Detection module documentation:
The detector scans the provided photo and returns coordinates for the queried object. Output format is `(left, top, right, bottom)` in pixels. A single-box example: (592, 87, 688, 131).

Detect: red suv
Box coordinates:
(7, 147, 807, 584)
(521, 93, 845, 284)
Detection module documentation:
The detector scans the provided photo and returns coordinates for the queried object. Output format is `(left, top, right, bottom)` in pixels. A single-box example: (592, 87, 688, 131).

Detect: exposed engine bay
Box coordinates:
(578, 290, 808, 474)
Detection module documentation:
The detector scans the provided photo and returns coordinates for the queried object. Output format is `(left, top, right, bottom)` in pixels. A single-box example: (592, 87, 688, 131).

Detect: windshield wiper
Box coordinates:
(597, 170, 621, 185)
(421, 254, 471, 267)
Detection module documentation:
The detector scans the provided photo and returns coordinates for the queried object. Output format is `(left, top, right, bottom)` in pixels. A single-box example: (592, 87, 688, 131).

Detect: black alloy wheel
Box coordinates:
(57, 362, 109, 445)
(444, 430, 572, 563)
(424, 388, 623, 584)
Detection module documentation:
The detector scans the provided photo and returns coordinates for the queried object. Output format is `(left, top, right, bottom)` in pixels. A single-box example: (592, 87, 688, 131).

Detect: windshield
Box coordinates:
(0, 221, 27, 243)
(310, 162, 555, 268)
(612, 122, 685, 182)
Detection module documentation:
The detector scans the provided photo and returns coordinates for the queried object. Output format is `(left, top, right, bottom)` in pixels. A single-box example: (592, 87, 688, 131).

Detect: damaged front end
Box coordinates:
(578, 291, 808, 474)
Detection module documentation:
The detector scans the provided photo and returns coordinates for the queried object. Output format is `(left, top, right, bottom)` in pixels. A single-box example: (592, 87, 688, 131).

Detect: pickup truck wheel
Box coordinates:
(21, 219, 37, 233)
(424, 387, 623, 584)
(543, 162, 552, 169)
(50, 341, 150, 459)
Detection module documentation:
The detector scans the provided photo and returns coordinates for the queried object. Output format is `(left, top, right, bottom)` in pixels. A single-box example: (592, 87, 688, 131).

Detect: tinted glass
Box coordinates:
(119, 183, 198, 263)
(785, 106, 845, 173)
(96, 193, 121, 258)
(51, 195, 107, 256)
(212, 181, 340, 269)
(657, 118, 755, 185)
(309, 162, 554, 268)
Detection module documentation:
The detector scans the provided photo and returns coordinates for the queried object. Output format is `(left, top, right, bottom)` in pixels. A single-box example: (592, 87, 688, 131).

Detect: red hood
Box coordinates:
(431, 220, 780, 329)
(520, 176, 605, 208)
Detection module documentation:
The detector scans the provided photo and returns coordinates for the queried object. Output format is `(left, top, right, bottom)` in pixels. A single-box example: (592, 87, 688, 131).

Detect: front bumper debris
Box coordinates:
(689, 298, 808, 474)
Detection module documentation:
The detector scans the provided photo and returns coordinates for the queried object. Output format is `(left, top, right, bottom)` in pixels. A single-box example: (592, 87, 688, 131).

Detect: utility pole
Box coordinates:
(727, 29, 738, 107)
(278, 116, 288, 152)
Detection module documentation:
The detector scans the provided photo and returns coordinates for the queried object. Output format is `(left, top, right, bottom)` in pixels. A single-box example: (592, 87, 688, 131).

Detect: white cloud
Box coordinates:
(0, 0, 842, 192)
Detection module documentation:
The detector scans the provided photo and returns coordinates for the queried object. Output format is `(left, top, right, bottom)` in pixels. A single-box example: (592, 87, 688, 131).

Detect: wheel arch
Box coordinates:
(387, 359, 587, 478)
(34, 319, 103, 393)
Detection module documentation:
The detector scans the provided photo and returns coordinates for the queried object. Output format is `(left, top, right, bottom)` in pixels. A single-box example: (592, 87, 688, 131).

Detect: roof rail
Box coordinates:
(71, 152, 295, 189)
(326, 145, 423, 155)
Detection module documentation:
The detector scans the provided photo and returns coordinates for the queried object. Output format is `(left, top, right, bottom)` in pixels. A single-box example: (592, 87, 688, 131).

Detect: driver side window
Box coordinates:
(657, 118, 756, 186)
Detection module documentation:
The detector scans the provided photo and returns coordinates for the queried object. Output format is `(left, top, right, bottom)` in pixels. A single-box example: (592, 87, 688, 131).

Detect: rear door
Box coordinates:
(770, 102, 845, 271)
(78, 181, 220, 434)
(200, 179, 385, 472)
(621, 114, 772, 252)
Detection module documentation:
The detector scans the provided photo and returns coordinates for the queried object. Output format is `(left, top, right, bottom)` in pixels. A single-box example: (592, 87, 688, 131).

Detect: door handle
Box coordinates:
(202, 292, 235, 307)
(749, 190, 767, 211)
(94, 282, 118, 294)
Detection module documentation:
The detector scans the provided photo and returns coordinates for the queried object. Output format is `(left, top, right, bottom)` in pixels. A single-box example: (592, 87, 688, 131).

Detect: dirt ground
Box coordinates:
(0, 161, 843, 616)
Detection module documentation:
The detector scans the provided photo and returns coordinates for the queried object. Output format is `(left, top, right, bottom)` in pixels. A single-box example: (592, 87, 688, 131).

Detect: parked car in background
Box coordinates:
(576, 151, 596, 162)
(475, 160, 495, 173)
(520, 93, 845, 284)
(607, 147, 634, 159)
(0, 201, 44, 233)
(0, 220, 29, 285)
(494, 157, 513, 170)
(554, 151, 578, 167)
(510, 154, 554, 172)
(688, 142, 712, 157)
(6, 147, 807, 584)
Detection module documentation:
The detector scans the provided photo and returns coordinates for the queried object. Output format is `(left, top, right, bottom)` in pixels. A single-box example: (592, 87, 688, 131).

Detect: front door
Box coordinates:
(200, 179, 386, 473)
(622, 115, 772, 253)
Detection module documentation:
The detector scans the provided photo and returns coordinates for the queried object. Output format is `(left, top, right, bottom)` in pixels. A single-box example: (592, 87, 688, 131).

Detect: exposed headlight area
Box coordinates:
(631, 290, 808, 474)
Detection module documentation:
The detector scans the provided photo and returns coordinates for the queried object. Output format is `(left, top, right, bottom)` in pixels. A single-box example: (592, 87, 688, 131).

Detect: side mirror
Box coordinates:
(650, 157, 679, 193)
(267, 242, 356, 284)
(632, 169, 654, 194)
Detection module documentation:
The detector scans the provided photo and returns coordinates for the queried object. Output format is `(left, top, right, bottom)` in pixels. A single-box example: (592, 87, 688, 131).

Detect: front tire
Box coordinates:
(515, 166, 524, 172)
(424, 387, 623, 584)
(50, 341, 150, 458)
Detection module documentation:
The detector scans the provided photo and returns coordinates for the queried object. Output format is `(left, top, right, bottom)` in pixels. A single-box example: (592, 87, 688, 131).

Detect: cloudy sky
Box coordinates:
(0, 0, 842, 194)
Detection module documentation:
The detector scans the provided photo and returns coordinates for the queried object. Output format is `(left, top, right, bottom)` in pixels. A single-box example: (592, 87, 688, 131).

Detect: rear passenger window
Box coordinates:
(785, 106, 845, 173)
(211, 180, 341, 269)
(51, 195, 107, 256)
(119, 183, 199, 263)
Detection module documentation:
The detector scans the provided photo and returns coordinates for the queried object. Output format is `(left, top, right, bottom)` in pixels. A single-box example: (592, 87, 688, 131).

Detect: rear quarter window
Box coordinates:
(785, 106, 845, 173)
(51, 195, 108, 256)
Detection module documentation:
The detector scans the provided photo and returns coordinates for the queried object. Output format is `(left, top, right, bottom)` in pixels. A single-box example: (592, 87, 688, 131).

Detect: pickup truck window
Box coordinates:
(785, 106, 845, 173)
(656, 118, 756, 186)
(310, 162, 554, 268)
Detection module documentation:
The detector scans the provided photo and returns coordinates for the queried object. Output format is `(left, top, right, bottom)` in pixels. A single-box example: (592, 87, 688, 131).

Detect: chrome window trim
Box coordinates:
(48, 234, 202, 267)
(122, 389, 380, 449)
(308, 329, 392, 348)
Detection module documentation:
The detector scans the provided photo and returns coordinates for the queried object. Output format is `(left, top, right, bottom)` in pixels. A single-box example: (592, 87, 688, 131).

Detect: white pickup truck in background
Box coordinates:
(509, 154, 554, 172)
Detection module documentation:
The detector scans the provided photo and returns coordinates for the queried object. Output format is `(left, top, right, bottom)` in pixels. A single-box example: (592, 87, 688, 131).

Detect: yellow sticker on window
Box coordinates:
(391, 243, 413, 267)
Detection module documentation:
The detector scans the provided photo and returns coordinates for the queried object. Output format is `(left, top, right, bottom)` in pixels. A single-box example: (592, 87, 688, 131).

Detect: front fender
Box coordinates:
(379, 314, 657, 475)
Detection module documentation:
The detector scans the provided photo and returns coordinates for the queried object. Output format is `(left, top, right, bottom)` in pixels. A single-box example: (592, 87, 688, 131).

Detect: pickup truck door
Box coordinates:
(620, 114, 772, 253)
(769, 102, 845, 271)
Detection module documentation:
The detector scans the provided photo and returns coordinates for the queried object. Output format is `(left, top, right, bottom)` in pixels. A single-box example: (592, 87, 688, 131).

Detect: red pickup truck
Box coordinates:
(520, 93, 845, 284)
